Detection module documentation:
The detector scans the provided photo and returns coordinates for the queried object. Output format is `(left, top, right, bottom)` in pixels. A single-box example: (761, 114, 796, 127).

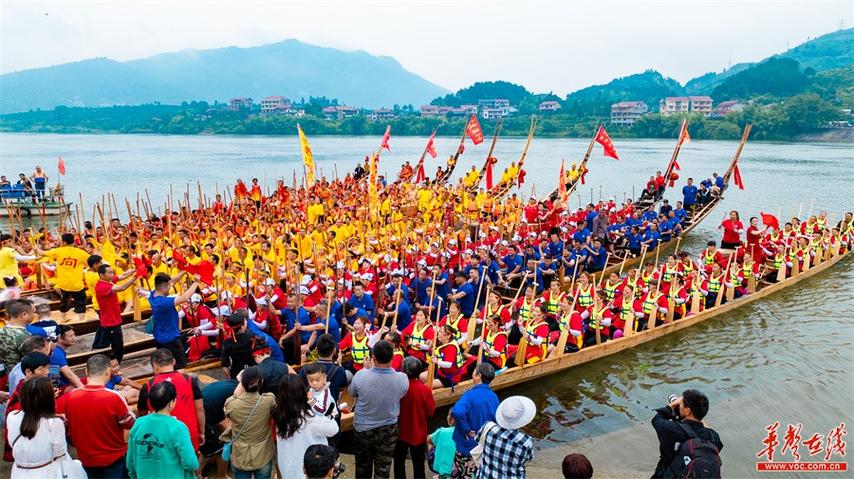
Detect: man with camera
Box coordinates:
(651, 389, 723, 478)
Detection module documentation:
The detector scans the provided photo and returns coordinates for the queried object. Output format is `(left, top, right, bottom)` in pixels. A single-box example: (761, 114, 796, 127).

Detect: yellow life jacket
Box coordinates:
(604, 282, 619, 302)
(576, 285, 593, 308)
(409, 322, 431, 350)
(483, 331, 507, 368)
(703, 250, 717, 266)
(352, 334, 371, 364)
(708, 275, 722, 294)
(643, 293, 662, 315)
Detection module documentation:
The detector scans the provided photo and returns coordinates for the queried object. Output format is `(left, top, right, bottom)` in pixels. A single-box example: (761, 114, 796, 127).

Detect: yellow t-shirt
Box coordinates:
(44, 245, 90, 291)
(0, 247, 19, 279)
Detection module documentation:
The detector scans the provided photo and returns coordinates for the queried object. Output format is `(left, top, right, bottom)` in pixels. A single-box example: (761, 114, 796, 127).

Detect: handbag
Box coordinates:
(221, 396, 262, 462)
(468, 421, 497, 467)
(57, 454, 88, 479)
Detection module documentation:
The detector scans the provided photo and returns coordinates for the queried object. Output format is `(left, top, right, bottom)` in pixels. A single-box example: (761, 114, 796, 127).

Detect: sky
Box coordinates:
(1, 0, 852, 95)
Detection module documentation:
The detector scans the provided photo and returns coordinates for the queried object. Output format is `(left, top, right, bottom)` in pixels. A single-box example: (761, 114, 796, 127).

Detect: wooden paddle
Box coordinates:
(465, 270, 488, 344)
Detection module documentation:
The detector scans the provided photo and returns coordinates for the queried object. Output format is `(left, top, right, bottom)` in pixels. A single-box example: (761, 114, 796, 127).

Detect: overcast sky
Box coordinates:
(1, 1, 851, 95)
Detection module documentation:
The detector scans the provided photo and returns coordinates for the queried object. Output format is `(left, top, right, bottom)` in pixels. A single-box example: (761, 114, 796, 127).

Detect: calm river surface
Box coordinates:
(1, 133, 852, 477)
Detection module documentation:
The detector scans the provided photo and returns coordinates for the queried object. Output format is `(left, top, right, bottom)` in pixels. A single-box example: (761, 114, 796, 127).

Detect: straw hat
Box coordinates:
(495, 396, 536, 430)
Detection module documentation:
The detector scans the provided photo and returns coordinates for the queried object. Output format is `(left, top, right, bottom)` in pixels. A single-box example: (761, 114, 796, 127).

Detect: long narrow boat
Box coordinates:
(578, 124, 752, 284)
(491, 116, 537, 200)
(336, 245, 851, 431)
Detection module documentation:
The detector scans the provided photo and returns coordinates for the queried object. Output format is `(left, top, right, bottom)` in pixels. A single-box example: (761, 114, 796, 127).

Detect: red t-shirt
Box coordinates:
(398, 378, 436, 446)
(721, 219, 743, 244)
(95, 279, 122, 327)
(137, 371, 203, 451)
(57, 385, 135, 467)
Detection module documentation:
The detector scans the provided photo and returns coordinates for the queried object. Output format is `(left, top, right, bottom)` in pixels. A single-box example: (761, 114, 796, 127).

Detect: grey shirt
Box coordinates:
(348, 367, 409, 432)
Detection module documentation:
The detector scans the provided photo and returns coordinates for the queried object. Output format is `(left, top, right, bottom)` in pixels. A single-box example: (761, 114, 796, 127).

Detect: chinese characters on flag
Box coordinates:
(466, 114, 484, 145)
(594, 126, 619, 160)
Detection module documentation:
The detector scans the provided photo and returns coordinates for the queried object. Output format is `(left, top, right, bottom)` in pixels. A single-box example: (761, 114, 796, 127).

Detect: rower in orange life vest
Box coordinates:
(249, 177, 263, 208)
(584, 294, 612, 346)
(602, 273, 622, 305)
(658, 255, 680, 295)
(338, 316, 373, 373)
(422, 324, 464, 388)
(570, 272, 595, 321)
(668, 276, 689, 319)
(700, 241, 724, 274)
(612, 284, 643, 338)
(511, 285, 538, 345)
(639, 281, 668, 330)
(515, 304, 550, 365)
(479, 315, 509, 372)
(548, 298, 584, 353)
(438, 301, 467, 345)
(401, 309, 435, 363)
(470, 290, 511, 354)
(700, 263, 726, 308)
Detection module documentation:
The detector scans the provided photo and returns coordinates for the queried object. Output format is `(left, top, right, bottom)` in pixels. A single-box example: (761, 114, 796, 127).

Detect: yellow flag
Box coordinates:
(368, 154, 379, 213)
(297, 125, 316, 186)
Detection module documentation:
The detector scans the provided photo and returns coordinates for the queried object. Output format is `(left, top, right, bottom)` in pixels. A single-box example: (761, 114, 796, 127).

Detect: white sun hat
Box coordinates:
(495, 395, 536, 430)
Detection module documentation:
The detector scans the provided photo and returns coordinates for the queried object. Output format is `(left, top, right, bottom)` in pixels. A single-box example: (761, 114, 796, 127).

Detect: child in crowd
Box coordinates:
(304, 362, 339, 420)
(427, 413, 456, 478)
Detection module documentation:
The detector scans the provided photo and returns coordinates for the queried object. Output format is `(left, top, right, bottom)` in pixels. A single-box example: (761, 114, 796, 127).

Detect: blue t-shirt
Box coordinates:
(412, 277, 432, 305)
(347, 294, 375, 319)
(436, 272, 451, 300)
(394, 300, 413, 332)
(282, 307, 313, 343)
(683, 185, 698, 206)
(49, 346, 69, 387)
(455, 282, 476, 316)
(149, 294, 181, 344)
(588, 246, 608, 269)
(246, 321, 285, 362)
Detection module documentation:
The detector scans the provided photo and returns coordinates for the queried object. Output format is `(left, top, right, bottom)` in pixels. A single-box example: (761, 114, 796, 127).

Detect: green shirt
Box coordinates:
(127, 413, 199, 479)
(429, 426, 456, 476)
(0, 325, 30, 374)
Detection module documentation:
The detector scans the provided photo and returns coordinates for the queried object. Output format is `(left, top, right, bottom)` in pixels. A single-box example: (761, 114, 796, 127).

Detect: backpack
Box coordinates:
(668, 422, 721, 479)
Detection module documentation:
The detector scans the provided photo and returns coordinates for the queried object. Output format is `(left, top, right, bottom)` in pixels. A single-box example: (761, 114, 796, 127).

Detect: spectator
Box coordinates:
(427, 413, 457, 479)
(7, 377, 77, 479)
(304, 444, 341, 479)
(251, 337, 291, 395)
(450, 363, 499, 479)
(200, 379, 237, 476)
(127, 381, 199, 479)
(561, 453, 593, 479)
(394, 356, 435, 479)
(49, 324, 84, 392)
(349, 339, 410, 478)
(221, 314, 256, 379)
(298, 334, 350, 402)
(137, 349, 205, 453)
(0, 299, 35, 388)
(652, 390, 722, 478)
(274, 374, 339, 478)
(223, 366, 276, 479)
(475, 396, 536, 479)
(7, 335, 51, 394)
(57, 354, 135, 479)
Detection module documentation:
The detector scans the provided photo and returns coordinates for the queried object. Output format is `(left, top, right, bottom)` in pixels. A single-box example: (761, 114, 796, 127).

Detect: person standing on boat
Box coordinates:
(148, 271, 199, 370)
(719, 210, 744, 249)
(35, 233, 89, 323)
(681, 178, 698, 212)
(29, 167, 48, 201)
(94, 264, 137, 363)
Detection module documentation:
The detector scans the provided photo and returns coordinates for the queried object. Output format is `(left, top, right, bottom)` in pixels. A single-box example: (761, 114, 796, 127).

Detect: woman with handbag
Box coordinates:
(273, 374, 339, 478)
(223, 366, 276, 479)
(127, 381, 199, 479)
(6, 376, 84, 479)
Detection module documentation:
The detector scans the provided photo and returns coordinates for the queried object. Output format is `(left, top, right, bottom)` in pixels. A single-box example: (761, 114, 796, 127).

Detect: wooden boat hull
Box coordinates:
(1, 201, 72, 217)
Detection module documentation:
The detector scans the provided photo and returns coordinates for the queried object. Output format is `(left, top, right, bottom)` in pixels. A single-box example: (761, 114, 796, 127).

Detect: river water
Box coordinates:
(1, 132, 852, 477)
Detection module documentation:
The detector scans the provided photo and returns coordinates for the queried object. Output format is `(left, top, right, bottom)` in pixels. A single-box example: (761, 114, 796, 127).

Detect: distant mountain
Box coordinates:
(711, 57, 811, 101)
(0, 39, 448, 113)
(684, 28, 853, 95)
(431, 81, 535, 106)
(565, 70, 683, 108)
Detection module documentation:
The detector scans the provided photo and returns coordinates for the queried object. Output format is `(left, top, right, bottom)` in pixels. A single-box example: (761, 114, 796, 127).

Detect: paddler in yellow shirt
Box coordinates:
(0, 234, 36, 288)
(37, 233, 90, 322)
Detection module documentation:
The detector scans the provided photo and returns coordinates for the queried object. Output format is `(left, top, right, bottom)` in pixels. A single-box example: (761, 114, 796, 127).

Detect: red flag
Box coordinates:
(558, 159, 567, 202)
(425, 131, 437, 158)
(380, 125, 391, 151)
(760, 211, 780, 230)
(57, 156, 66, 176)
(466, 114, 484, 145)
(485, 157, 497, 190)
(594, 126, 619, 160)
(517, 169, 526, 187)
(677, 120, 691, 147)
(132, 256, 150, 279)
(673, 159, 681, 171)
(732, 162, 745, 190)
(415, 162, 426, 183)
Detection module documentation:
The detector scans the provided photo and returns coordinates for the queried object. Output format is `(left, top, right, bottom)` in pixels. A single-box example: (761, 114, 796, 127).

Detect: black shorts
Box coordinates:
(437, 373, 454, 388)
(59, 289, 87, 313)
(155, 338, 188, 369)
